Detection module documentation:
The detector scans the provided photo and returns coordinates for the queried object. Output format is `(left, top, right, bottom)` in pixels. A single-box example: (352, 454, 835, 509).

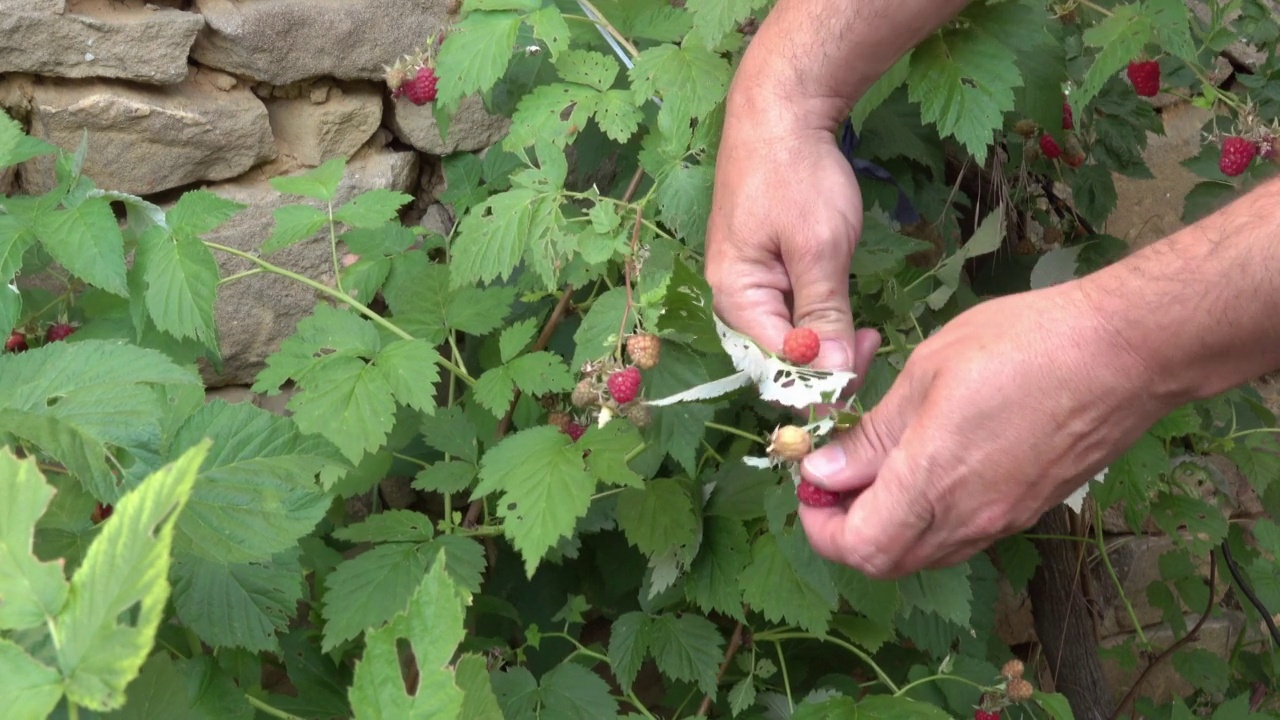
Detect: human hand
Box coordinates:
(795, 282, 1175, 579)
(704, 110, 880, 377)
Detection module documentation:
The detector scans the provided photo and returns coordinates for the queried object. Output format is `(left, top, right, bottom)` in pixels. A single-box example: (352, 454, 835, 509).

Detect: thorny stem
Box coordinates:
(697, 620, 746, 716)
(204, 241, 475, 387)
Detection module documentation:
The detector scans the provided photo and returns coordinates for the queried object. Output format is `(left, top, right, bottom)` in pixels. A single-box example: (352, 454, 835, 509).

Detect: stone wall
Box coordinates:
(0, 0, 508, 385)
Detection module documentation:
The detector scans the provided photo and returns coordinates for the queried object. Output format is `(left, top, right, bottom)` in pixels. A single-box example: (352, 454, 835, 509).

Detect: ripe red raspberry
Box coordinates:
(606, 366, 642, 404)
(1126, 60, 1160, 97)
(625, 333, 660, 369)
(565, 422, 586, 442)
(1219, 136, 1258, 177)
(45, 323, 76, 343)
(796, 480, 842, 508)
(90, 502, 113, 524)
(782, 327, 820, 365)
(1062, 101, 1074, 130)
(403, 66, 438, 105)
(1038, 134, 1062, 159)
(5, 330, 27, 353)
(975, 711, 1000, 720)
(1064, 152, 1084, 168)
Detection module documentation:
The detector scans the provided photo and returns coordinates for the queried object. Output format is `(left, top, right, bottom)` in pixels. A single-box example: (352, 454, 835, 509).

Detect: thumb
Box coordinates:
(800, 373, 915, 493)
(781, 235, 858, 372)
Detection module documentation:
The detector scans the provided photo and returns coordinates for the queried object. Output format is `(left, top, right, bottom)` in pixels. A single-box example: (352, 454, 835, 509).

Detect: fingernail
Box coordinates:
(802, 443, 847, 486)
(815, 340, 851, 371)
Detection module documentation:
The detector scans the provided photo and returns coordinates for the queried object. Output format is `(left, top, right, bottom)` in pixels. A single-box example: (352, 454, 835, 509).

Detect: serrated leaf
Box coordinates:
(413, 460, 478, 494)
(110, 654, 254, 720)
(1069, 163, 1118, 229)
(289, 356, 397, 463)
(348, 561, 467, 719)
(253, 303, 382, 394)
(616, 477, 699, 558)
(657, 162, 713, 248)
(508, 351, 575, 396)
(1145, 0, 1196, 62)
(537, 662, 619, 719)
(322, 543, 432, 651)
(740, 533, 835, 633)
(341, 223, 419, 257)
(993, 534, 1041, 592)
(333, 189, 413, 229)
(685, 0, 768, 48)
(580, 421, 644, 488)
(499, 318, 539, 363)
(54, 441, 208, 711)
(0, 450, 70, 630)
(167, 189, 246, 236)
(607, 611, 651, 695)
(628, 41, 731, 132)
(435, 11, 522, 109)
(451, 187, 558, 288)
(686, 516, 749, 618)
(270, 157, 345, 202)
(473, 365, 518, 418)
(171, 549, 304, 653)
(1078, 6, 1153, 113)
(506, 83, 599, 150)
(1227, 434, 1280, 495)
(906, 24, 1021, 164)
(168, 401, 335, 564)
(527, 5, 571, 58)
(334, 509, 436, 543)
(136, 225, 220, 347)
(473, 426, 598, 577)
(456, 653, 504, 720)
(36, 197, 129, 296)
(375, 338, 442, 413)
(648, 613, 723, 694)
(897, 563, 972, 627)
(593, 89, 645, 144)
(0, 639, 62, 720)
(554, 49, 620, 91)
(420, 405, 480, 463)
(850, 53, 913, 130)
(571, 287, 634, 369)
(0, 108, 57, 169)
(262, 203, 329, 254)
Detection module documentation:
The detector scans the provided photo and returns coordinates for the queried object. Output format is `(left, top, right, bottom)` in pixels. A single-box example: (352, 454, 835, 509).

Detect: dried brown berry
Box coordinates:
(548, 411, 572, 432)
(571, 379, 597, 408)
(622, 402, 651, 428)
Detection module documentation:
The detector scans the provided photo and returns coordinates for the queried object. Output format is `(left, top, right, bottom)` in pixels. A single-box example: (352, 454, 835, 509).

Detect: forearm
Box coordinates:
(727, 0, 971, 133)
(1079, 176, 1280, 407)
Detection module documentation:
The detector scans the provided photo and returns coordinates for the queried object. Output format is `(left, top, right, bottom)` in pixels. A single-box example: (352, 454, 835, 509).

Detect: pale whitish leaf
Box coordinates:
(473, 426, 598, 577)
(35, 197, 129, 295)
(628, 41, 731, 130)
(616, 478, 699, 558)
(647, 316, 857, 410)
(88, 189, 170, 229)
(526, 5, 571, 59)
(374, 338, 442, 413)
(1063, 473, 1099, 513)
(269, 157, 345, 202)
(136, 225, 220, 346)
(554, 49, 620, 91)
(0, 108, 56, 169)
(171, 549, 304, 653)
(0, 450, 69, 630)
(262, 204, 329, 254)
(648, 613, 723, 693)
(166, 188, 246, 235)
(110, 654, 254, 720)
(1078, 6, 1152, 113)
(593, 89, 645, 144)
(348, 561, 467, 719)
(168, 401, 336, 564)
(455, 653, 504, 720)
(685, 0, 768, 49)
(289, 356, 398, 464)
(499, 317, 540, 363)
(333, 189, 413, 229)
(0, 639, 62, 720)
(607, 612, 651, 695)
(435, 11, 522, 109)
(508, 351, 575, 396)
(54, 441, 208, 712)
(906, 25, 1022, 164)
(332, 509, 436, 543)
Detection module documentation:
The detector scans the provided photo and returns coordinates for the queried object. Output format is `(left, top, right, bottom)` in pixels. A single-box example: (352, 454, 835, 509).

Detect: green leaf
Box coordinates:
(593, 89, 645, 144)
(993, 534, 1041, 592)
(375, 339, 443, 414)
(167, 189, 246, 236)
(270, 157, 345, 202)
(54, 441, 208, 712)
(341, 223, 419, 257)
(1150, 494, 1227, 554)
(0, 108, 57, 169)
(419, 406, 480, 463)
(572, 287, 634, 369)
(0, 450, 70, 630)
(109, 654, 254, 720)
(253, 303, 382, 394)
(607, 611, 652, 695)
(262, 203, 329, 254)
(685, 0, 769, 49)
(333, 509, 436, 544)
(506, 83, 598, 151)
(473, 426, 598, 577)
(508, 351, 575, 396)
(322, 542, 432, 651)
(384, 260, 516, 344)
(628, 41, 731, 132)
(1068, 163, 1118, 229)
(527, 5, 571, 58)
(348, 561, 467, 719)
(1145, 0, 1196, 62)
(334, 189, 413, 228)
(1078, 5, 1153, 113)
(289, 355, 398, 464)
(685, 516, 749, 618)
(456, 653, 504, 720)
(498, 318, 539, 363)
(535, 662, 620, 719)
(0, 639, 62, 720)
(171, 549, 304, 653)
(554, 49, 620, 92)
(851, 53, 913, 130)
(168, 401, 335, 564)
(741, 533, 836, 633)
(435, 11, 522, 109)
(1226, 434, 1280, 496)
(616, 477, 699, 558)
(36, 197, 129, 296)
(657, 162, 713, 248)
(413, 460, 478, 494)
(579, 421, 644, 488)
(850, 694, 953, 718)
(136, 225, 221, 347)
(473, 365, 517, 418)
(451, 187, 558, 288)
(1172, 647, 1230, 695)
(897, 563, 972, 627)
(906, 21, 1021, 163)
(648, 613, 723, 694)
(1034, 691, 1076, 720)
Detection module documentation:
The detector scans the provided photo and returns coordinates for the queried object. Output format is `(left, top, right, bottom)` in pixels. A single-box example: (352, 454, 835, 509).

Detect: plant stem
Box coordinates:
(67, 703, 78, 720)
(327, 201, 344, 296)
(774, 641, 794, 712)
(205, 241, 475, 387)
(705, 421, 765, 445)
(246, 695, 304, 720)
(218, 268, 265, 285)
(1094, 519, 1149, 648)
(1074, 0, 1113, 17)
(391, 451, 430, 469)
(697, 620, 746, 716)
(575, 0, 640, 58)
(754, 631, 900, 693)
(894, 673, 989, 698)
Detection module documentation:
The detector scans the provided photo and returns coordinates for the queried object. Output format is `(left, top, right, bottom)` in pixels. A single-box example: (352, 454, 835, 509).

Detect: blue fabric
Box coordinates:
(839, 119, 921, 225)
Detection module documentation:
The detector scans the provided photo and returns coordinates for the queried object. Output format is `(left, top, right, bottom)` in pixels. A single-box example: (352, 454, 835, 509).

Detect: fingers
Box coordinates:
(800, 363, 914, 492)
(780, 230, 859, 371)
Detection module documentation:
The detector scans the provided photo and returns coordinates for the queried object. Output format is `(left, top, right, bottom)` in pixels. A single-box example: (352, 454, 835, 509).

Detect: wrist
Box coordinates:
(724, 42, 853, 139)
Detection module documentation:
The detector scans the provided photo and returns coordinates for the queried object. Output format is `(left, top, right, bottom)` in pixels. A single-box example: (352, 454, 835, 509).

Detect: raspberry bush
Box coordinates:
(3, 1, 1280, 718)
